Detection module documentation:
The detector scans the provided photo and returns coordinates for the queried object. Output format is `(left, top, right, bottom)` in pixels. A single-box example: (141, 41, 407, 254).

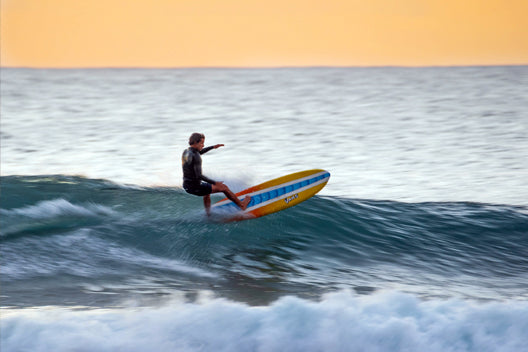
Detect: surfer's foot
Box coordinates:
(240, 196, 251, 210)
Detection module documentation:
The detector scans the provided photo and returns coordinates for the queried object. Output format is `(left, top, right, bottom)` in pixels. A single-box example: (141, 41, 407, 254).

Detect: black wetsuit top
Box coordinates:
(182, 146, 216, 193)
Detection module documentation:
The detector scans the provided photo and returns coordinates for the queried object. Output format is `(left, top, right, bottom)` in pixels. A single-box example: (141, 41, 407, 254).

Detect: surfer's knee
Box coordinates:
(213, 182, 228, 192)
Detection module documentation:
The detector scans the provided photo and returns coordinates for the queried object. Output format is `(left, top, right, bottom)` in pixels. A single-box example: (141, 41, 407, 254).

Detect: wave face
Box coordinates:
(2, 175, 527, 307)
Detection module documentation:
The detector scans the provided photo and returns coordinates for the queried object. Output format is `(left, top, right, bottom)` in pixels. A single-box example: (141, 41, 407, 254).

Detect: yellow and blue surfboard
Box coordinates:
(211, 169, 330, 221)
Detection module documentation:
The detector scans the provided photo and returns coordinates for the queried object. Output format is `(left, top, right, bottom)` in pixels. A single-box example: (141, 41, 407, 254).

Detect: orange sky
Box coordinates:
(1, 0, 527, 67)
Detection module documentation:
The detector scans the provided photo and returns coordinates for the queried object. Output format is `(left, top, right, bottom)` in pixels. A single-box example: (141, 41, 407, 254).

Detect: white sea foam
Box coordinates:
(1, 198, 116, 219)
(2, 290, 527, 352)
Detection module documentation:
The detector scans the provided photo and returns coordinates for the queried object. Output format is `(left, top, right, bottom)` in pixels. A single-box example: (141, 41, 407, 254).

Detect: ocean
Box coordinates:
(1, 66, 528, 351)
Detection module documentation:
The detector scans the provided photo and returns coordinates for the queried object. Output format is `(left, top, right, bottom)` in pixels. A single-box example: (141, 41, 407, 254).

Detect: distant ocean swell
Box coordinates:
(2, 290, 528, 352)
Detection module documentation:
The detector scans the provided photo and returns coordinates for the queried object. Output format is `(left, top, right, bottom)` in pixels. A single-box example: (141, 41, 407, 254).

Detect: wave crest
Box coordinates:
(1, 198, 116, 219)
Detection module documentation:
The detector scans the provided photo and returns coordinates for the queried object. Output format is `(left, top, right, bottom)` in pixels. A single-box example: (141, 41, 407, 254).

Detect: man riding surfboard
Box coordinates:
(182, 133, 251, 215)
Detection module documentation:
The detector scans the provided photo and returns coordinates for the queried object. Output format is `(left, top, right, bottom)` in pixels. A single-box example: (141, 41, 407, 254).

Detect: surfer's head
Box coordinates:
(189, 132, 205, 146)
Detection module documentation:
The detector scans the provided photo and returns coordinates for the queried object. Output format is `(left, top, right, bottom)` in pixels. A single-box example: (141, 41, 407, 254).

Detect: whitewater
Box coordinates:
(1, 67, 528, 351)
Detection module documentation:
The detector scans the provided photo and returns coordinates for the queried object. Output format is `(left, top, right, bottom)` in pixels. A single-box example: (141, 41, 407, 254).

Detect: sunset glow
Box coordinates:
(1, 0, 527, 67)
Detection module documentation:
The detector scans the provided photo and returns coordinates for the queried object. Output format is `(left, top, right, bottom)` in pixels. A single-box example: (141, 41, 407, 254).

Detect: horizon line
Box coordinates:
(1, 63, 527, 70)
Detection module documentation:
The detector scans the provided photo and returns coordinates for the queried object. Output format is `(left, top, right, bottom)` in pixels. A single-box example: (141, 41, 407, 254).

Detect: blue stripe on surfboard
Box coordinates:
(215, 172, 330, 212)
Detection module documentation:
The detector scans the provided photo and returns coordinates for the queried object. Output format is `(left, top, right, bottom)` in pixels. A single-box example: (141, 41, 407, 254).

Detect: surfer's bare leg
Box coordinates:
(212, 182, 251, 210)
(204, 194, 211, 216)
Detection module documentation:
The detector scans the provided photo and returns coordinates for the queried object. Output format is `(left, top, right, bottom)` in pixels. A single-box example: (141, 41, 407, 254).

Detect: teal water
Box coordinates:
(2, 174, 527, 307)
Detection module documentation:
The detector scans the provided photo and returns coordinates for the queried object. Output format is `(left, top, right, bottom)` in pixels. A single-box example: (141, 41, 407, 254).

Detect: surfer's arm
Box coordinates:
(201, 174, 217, 184)
(193, 161, 216, 184)
(199, 146, 214, 155)
(199, 144, 224, 155)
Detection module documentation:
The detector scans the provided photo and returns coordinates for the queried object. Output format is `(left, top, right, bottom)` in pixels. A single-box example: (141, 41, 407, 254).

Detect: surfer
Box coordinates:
(182, 133, 251, 215)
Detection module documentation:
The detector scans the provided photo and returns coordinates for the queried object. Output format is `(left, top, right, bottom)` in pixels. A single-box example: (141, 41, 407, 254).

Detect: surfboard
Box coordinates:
(211, 169, 330, 222)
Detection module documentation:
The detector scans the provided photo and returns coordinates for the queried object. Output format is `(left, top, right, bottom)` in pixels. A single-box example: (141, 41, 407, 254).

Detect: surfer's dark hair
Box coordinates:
(189, 133, 205, 145)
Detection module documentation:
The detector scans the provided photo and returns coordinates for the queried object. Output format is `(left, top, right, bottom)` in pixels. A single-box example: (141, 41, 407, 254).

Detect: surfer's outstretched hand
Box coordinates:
(213, 144, 224, 149)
